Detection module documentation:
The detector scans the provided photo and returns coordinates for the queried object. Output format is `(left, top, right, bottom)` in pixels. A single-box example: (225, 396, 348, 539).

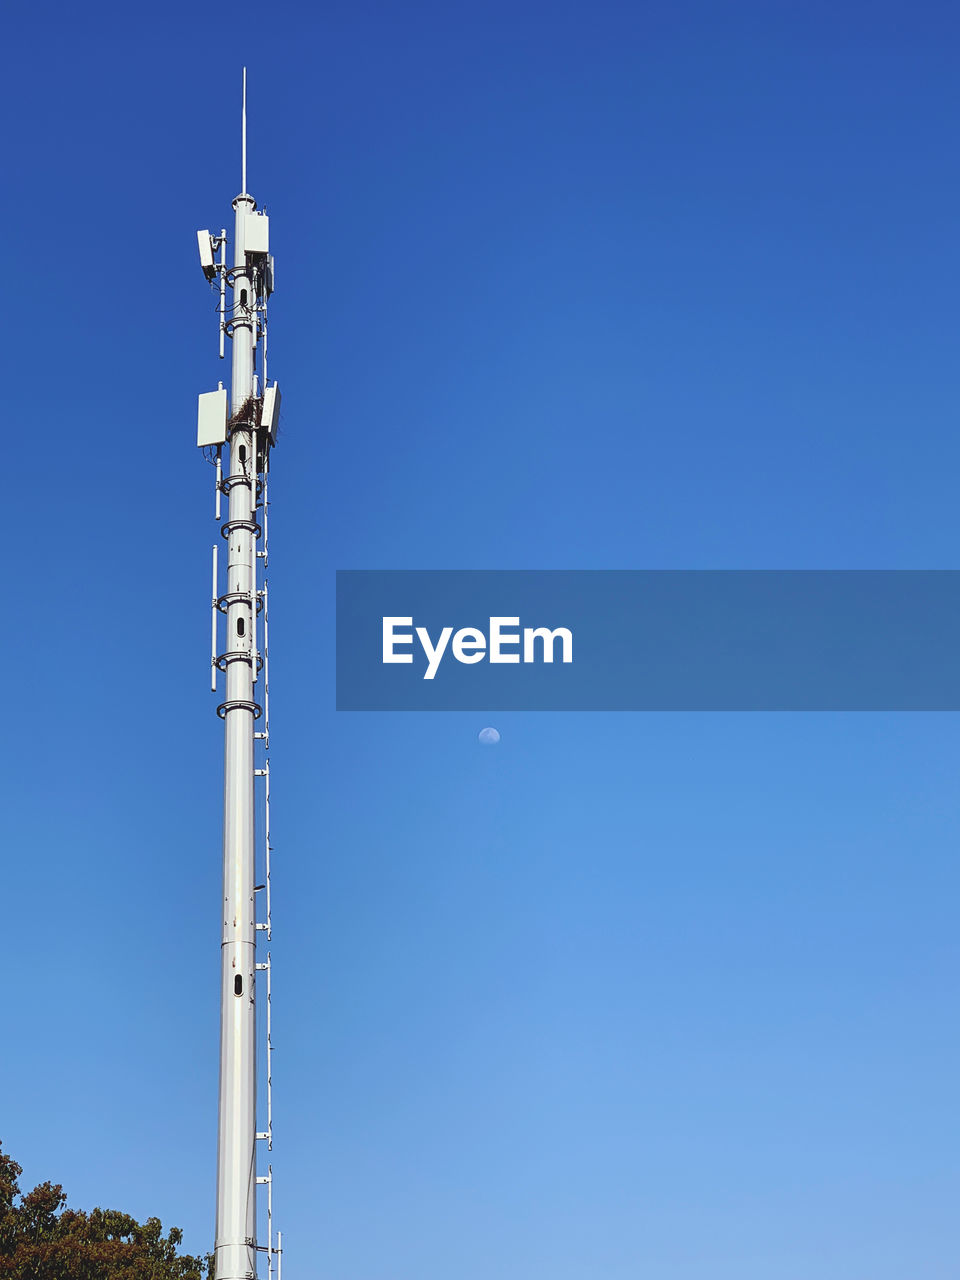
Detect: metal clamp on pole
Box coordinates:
(216, 698, 263, 720)
(217, 590, 263, 615)
(220, 517, 262, 540)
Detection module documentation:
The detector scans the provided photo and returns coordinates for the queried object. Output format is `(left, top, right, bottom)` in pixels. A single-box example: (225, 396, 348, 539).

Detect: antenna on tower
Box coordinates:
(242, 67, 248, 195)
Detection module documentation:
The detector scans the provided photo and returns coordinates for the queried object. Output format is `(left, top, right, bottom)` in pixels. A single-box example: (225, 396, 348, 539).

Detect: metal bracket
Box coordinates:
(223, 315, 255, 340)
(216, 649, 264, 674)
(218, 590, 264, 616)
(216, 698, 263, 720)
(220, 518, 262, 540)
(219, 471, 254, 493)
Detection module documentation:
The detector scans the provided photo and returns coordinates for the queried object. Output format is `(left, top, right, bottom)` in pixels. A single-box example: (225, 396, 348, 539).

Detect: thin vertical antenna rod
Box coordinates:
(211, 545, 219, 692)
(242, 68, 247, 195)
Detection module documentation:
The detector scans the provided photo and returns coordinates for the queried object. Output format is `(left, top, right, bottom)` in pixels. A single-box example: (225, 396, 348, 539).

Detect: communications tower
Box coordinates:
(196, 69, 282, 1280)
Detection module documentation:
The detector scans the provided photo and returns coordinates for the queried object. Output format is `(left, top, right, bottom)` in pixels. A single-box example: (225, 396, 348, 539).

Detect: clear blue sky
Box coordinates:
(4, 2, 959, 1277)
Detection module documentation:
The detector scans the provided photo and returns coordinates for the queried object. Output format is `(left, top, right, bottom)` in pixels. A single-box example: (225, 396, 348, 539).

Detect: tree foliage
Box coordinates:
(0, 1143, 210, 1280)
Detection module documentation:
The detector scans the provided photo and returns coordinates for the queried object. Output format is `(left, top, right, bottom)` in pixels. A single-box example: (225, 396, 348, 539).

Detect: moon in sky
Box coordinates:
(478, 727, 501, 745)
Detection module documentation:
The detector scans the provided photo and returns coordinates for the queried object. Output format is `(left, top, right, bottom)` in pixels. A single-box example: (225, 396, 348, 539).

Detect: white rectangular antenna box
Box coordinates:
(244, 212, 270, 256)
(198, 388, 229, 448)
(261, 384, 281, 444)
(197, 230, 216, 278)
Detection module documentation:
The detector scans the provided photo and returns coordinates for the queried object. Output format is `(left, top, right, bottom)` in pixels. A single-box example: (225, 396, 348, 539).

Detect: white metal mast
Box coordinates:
(196, 69, 282, 1280)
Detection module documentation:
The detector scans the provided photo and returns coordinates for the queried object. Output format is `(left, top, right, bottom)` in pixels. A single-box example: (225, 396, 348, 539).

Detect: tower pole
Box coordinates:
(215, 182, 258, 1280)
(197, 68, 280, 1280)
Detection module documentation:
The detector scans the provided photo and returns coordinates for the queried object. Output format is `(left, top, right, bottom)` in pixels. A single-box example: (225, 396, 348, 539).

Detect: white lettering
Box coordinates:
(382, 617, 574, 678)
(523, 626, 573, 663)
(489, 616, 520, 663)
(416, 625, 453, 680)
(383, 617, 413, 663)
(452, 627, 487, 664)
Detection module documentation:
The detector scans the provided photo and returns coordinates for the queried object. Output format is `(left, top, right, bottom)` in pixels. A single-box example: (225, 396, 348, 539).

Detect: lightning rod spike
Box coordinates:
(242, 67, 247, 195)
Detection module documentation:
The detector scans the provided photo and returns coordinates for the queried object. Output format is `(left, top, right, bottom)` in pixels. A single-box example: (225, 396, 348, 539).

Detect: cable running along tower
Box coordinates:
(196, 69, 282, 1280)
